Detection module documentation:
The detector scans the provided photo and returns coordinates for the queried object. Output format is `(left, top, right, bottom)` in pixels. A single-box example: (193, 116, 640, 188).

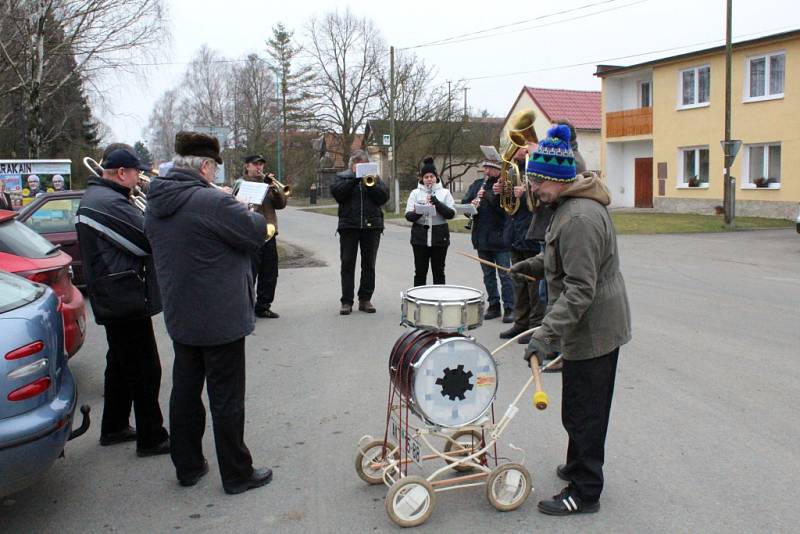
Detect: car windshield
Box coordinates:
(0, 219, 59, 259)
(0, 271, 44, 313)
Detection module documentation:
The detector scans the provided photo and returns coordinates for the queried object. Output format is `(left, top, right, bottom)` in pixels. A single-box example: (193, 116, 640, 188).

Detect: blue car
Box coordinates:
(0, 271, 89, 498)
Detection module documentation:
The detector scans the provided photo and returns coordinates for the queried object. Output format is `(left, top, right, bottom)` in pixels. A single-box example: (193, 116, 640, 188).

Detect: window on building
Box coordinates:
(679, 147, 709, 186)
(746, 52, 785, 100)
(640, 81, 652, 107)
(680, 66, 710, 107)
(743, 143, 781, 187)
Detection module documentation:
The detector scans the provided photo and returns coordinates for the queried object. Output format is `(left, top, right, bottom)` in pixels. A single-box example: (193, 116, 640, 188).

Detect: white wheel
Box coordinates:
(355, 440, 397, 485)
(385, 476, 436, 528)
(485, 463, 532, 512)
(443, 429, 485, 472)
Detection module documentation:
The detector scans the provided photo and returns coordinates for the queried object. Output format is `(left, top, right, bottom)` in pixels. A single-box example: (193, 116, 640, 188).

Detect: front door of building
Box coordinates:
(634, 157, 653, 208)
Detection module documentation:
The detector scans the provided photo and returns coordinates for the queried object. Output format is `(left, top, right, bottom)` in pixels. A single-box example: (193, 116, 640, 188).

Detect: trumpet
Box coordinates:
(259, 172, 291, 196)
(83, 157, 148, 212)
(362, 175, 376, 187)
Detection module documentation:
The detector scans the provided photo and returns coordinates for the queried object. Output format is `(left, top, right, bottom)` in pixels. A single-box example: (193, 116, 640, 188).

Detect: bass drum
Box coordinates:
(389, 329, 498, 428)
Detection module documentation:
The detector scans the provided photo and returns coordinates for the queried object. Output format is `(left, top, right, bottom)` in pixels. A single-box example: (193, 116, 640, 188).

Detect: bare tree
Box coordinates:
(0, 0, 166, 157)
(305, 9, 385, 164)
(144, 89, 186, 163)
(180, 45, 230, 129)
(229, 53, 278, 156)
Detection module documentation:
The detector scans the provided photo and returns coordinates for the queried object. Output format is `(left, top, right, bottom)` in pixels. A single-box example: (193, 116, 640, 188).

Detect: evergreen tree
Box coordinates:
(265, 23, 314, 134)
(133, 141, 153, 167)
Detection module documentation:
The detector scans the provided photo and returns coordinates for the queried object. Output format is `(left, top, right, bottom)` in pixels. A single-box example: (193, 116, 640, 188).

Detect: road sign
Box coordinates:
(720, 139, 742, 168)
(382, 134, 391, 146)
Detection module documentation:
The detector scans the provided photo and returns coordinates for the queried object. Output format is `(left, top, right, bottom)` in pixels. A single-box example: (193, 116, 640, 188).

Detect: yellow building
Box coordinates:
(596, 29, 799, 218)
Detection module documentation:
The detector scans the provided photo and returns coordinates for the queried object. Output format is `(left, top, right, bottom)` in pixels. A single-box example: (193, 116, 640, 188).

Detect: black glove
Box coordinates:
(510, 259, 536, 283)
(523, 335, 557, 367)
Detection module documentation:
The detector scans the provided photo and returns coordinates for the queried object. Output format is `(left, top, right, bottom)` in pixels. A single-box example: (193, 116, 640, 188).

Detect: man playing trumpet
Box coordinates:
(233, 154, 287, 319)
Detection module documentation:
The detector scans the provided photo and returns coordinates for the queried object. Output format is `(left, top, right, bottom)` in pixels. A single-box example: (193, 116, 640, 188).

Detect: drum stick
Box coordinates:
(530, 362, 548, 410)
(456, 251, 538, 283)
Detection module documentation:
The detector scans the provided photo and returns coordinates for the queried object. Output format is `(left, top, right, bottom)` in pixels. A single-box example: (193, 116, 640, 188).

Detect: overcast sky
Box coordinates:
(99, 0, 800, 144)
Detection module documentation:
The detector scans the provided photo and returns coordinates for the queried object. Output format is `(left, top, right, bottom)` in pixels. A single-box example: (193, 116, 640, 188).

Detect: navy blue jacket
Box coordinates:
(462, 176, 511, 251)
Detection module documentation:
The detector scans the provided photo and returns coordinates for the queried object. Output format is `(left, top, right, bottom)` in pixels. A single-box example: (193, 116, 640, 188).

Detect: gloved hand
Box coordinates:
(523, 333, 557, 367)
(510, 259, 537, 282)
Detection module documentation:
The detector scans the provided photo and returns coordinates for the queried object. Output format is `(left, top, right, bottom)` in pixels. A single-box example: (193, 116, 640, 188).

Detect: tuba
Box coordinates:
(498, 110, 538, 215)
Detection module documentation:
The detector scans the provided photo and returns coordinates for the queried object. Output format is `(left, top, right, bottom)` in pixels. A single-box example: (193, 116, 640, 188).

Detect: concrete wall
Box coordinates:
(577, 129, 601, 172)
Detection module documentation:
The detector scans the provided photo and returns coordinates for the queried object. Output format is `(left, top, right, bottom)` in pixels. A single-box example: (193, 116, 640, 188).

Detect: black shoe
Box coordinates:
(556, 464, 571, 481)
(484, 305, 501, 320)
(179, 459, 210, 487)
(499, 325, 525, 339)
(517, 333, 532, 344)
(502, 310, 514, 323)
(136, 438, 170, 458)
(255, 308, 279, 318)
(100, 426, 136, 446)
(358, 300, 376, 313)
(340, 303, 352, 315)
(223, 467, 273, 495)
(538, 487, 599, 516)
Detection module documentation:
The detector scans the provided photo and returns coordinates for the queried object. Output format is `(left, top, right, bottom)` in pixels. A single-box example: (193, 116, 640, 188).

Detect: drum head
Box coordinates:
(404, 285, 483, 303)
(411, 337, 497, 428)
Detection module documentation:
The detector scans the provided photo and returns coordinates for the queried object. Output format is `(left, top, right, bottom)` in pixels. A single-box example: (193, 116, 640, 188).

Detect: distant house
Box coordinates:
(595, 28, 799, 217)
(313, 133, 365, 196)
(363, 118, 504, 193)
(503, 87, 601, 172)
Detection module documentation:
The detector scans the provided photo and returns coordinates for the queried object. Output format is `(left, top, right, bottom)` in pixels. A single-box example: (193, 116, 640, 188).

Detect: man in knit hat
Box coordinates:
(511, 124, 631, 516)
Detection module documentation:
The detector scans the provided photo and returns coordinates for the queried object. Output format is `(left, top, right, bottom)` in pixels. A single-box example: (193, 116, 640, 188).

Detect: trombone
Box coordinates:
(83, 157, 148, 212)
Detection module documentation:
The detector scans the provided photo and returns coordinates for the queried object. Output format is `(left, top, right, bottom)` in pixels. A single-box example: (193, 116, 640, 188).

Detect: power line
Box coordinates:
(455, 25, 800, 83)
(399, 0, 650, 50)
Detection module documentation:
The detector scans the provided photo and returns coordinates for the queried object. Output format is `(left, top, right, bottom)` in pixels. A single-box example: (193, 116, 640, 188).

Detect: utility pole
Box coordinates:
(723, 0, 734, 226)
(463, 86, 468, 122)
(447, 80, 452, 186)
(390, 46, 398, 212)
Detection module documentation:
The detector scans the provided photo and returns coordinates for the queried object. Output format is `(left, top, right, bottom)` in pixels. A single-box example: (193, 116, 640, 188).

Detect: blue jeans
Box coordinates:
(477, 249, 514, 310)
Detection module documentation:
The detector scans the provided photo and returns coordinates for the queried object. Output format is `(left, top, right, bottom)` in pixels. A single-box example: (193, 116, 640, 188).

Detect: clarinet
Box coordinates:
(464, 177, 487, 230)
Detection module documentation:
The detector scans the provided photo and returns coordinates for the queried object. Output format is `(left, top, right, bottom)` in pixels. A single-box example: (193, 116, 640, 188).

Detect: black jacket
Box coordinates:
(144, 168, 266, 346)
(526, 201, 557, 243)
(462, 176, 511, 251)
(330, 169, 390, 231)
(75, 177, 161, 325)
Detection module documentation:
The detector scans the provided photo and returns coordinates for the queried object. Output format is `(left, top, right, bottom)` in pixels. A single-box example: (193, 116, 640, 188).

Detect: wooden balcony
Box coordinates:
(606, 107, 652, 138)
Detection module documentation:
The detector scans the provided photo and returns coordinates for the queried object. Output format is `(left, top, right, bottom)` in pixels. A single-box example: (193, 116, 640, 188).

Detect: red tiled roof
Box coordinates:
(523, 87, 601, 130)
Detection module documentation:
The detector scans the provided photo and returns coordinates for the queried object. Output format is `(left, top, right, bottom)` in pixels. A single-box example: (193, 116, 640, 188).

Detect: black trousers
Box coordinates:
(561, 348, 620, 502)
(101, 318, 168, 448)
(412, 245, 448, 286)
(170, 338, 254, 485)
(511, 248, 545, 330)
(251, 238, 278, 311)
(339, 229, 381, 305)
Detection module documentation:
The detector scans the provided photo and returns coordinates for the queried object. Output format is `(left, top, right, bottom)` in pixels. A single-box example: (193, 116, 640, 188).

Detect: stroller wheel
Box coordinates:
(486, 463, 532, 512)
(386, 476, 436, 527)
(355, 439, 398, 485)
(443, 429, 485, 472)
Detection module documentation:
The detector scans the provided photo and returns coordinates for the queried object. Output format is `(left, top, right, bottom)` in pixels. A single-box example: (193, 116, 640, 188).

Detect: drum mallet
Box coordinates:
(456, 251, 538, 283)
(530, 358, 549, 410)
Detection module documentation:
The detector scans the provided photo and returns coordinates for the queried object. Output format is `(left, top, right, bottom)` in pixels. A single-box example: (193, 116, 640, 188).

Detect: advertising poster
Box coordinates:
(0, 159, 72, 209)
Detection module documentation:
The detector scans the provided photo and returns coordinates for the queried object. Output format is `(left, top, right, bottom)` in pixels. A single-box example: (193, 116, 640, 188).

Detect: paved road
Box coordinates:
(2, 207, 799, 533)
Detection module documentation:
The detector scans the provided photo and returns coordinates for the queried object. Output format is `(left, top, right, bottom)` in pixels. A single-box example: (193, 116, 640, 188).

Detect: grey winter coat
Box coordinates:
(523, 173, 631, 360)
(144, 167, 267, 346)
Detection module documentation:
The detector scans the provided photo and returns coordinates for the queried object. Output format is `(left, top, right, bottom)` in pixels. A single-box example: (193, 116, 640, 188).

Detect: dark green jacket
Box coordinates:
(524, 173, 631, 360)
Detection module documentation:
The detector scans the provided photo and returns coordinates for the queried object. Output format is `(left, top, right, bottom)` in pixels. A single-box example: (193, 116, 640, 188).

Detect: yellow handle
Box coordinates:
(533, 391, 549, 410)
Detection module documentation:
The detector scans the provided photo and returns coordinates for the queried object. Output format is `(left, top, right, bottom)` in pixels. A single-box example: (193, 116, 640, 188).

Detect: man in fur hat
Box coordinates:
(511, 124, 631, 516)
(145, 131, 273, 495)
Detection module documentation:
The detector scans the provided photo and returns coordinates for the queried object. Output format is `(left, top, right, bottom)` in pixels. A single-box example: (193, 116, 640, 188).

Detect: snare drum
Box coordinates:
(389, 328, 498, 428)
(400, 285, 485, 333)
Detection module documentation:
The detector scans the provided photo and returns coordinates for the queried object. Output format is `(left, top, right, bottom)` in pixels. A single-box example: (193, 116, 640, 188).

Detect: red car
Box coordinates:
(16, 190, 84, 287)
(0, 209, 86, 358)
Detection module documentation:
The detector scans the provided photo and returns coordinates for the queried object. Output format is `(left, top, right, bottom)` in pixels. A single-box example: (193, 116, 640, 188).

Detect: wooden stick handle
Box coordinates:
(456, 251, 538, 283)
(530, 362, 549, 410)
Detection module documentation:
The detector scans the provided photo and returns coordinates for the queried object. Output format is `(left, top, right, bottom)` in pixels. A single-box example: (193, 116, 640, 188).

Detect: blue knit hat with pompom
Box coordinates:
(526, 124, 577, 182)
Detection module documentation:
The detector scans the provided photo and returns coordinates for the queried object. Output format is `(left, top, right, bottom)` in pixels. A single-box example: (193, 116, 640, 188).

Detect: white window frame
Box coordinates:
(639, 80, 652, 108)
(744, 51, 785, 103)
(677, 65, 711, 109)
(677, 146, 710, 189)
(741, 142, 781, 189)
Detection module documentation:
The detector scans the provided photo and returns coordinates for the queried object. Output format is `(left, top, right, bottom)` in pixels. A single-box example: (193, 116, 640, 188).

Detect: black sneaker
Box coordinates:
(538, 487, 599, 516)
(136, 438, 171, 458)
(255, 308, 279, 319)
(179, 459, 210, 487)
(223, 467, 273, 495)
(502, 310, 514, 323)
(499, 325, 525, 339)
(100, 426, 136, 446)
(484, 305, 501, 320)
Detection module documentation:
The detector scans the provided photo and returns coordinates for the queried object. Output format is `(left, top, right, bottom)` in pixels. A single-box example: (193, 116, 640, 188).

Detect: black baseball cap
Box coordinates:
(245, 154, 266, 164)
(103, 149, 151, 171)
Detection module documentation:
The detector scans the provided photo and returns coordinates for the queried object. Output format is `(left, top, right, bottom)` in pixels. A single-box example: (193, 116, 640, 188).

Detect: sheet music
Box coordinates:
(355, 162, 379, 178)
(235, 181, 269, 205)
(454, 203, 478, 216)
(479, 145, 501, 162)
(414, 203, 437, 216)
